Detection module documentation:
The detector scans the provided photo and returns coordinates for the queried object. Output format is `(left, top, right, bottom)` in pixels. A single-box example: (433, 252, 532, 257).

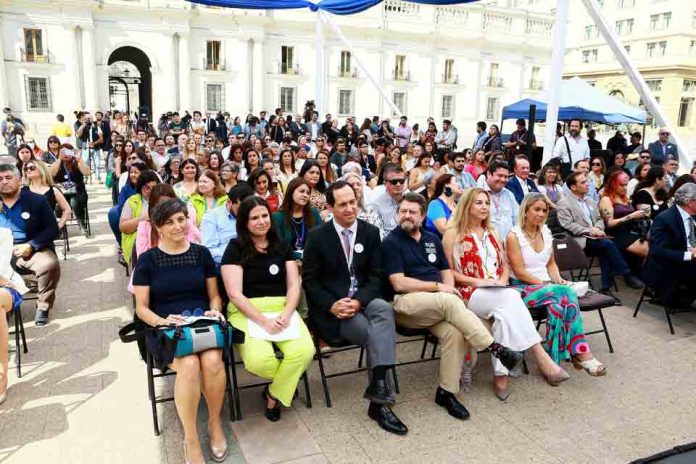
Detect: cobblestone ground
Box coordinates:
(1, 184, 695, 464)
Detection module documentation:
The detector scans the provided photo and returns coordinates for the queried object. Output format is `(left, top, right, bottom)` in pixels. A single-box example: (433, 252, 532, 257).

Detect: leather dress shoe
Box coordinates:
(363, 379, 395, 406)
(262, 386, 281, 422)
(368, 403, 408, 435)
(34, 310, 49, 327)
(434, 387, 470, 420)
(624, 274, 645, 290)
(493, 346, 524, 372)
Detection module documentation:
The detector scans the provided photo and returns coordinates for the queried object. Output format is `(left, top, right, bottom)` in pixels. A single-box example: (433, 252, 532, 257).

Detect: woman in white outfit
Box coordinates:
(442, 187, 569, 401)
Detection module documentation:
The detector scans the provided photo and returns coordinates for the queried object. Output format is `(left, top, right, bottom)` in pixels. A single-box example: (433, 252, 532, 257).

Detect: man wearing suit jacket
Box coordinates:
(303, 181, 407, 435)
(557, 172, 643, 297)
(506, 155, 539, 204)
(643, 183, 696, 304)
(648, 128, 678, 165)
(0, 164, 60, 326)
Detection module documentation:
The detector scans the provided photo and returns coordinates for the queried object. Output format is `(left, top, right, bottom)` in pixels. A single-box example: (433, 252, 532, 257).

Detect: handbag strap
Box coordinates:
(563, 135, 573, 165)
(118, 320, 151, 344)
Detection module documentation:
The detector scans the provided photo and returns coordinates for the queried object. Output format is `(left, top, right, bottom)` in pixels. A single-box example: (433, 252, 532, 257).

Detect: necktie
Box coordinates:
(341, 229, 352, 262)
(689, 217, 696, 249)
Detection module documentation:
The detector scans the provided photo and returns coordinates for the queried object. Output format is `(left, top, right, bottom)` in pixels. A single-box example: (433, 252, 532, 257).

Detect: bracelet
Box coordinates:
(434, 282, 439, 292)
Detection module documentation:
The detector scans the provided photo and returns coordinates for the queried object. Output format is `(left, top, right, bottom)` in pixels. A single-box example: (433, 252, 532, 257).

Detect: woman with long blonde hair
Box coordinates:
(442, 188, 568, 401)
(22, 159, 71, 230)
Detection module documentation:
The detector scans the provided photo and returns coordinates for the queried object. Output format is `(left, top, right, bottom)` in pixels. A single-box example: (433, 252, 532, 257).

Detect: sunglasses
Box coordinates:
(236, 135, 244, 139)
(205, 139, 213, 142)
(49, 140, 59, 144)
(660, 132, 670, 136)
(115, 144, 123, 147)
(128, 156, 138, 161)
(23, 165, 36, 172)
(386, 178, 406, 185)
(591, 162, 601, 166)
(639, 155, 651, 159)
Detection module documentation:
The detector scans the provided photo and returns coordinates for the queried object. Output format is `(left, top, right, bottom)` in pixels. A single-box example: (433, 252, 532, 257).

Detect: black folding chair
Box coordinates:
(7, 305, 28, 378)
(633, 286, 693, 335)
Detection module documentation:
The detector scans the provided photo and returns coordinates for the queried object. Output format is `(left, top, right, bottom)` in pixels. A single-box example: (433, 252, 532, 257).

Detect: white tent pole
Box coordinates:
(582, 0, 690, 166)
(541, 0, 569, 165)
(315, 11, 324, 117)
(320, 12, 402, 117)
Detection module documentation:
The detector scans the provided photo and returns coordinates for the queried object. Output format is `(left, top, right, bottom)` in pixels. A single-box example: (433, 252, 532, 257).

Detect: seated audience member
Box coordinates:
(119, 170, 160, 266)
(0, 227, 29, 403)
(173, 158, 200, 202)
(0, 164, 60, 326)
(627, 162, 651, 198)
(632, 167, 668, 220)
(299, 160, 328, 216)
(407, 152, 434, 195)
(606, 152, 631, 178)
(562, 160, 599, 202)
(369, 163, 406, 238)
(586, 157, 605, 193)
(342, 172, 382, 229)
(663, 155, 679, 189)
(303, 181, 406, 435)
(22, 159, 71, 230)
(557, 172, 644, 297)
(643, 183, 696, 305)
(599, 170, 650, 260)
(248, 167, 282, 213)
(667, 174, 696, 207)
(272, 177, 322, 260)
(49, 144, 91, 235)
(480, 161, 518, 240)
(221, 197, 315, 422)
(536, 163, 563, 208)
(506, 155, 539, 204)
(442, 189, 569, 401)
(109, 161, 146, 263)
(506, 193, 605, 376)
(465, 150, 487, 182)
(188, 169, 227, 227)
(201, 183, 254, 268)
(219, 161, 238, 192)
(443, 151, 476, 190)
(381, 193, 524, 420)
(136, 184, 200, 256)
(132, 199, 228, 464)
(425, 174, 462, 238)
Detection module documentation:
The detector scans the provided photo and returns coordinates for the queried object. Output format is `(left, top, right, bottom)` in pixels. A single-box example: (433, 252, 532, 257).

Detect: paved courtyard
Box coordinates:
(1, 184, 695, 464)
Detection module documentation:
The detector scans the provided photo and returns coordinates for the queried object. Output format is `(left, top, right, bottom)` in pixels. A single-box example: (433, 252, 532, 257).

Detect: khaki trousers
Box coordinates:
(393, 291, 494, 394)
(15, 249, 61, 312)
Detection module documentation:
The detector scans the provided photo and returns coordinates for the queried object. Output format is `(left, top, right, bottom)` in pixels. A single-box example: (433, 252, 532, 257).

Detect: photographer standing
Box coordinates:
(76, 112, 103, 183)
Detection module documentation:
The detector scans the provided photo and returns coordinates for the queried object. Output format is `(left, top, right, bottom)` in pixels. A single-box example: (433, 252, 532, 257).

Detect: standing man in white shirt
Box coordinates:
(552, 118, 590, 178)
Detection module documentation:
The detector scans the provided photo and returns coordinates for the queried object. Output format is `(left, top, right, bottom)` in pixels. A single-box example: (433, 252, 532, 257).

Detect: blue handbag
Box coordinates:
(159, 318, 234, 358)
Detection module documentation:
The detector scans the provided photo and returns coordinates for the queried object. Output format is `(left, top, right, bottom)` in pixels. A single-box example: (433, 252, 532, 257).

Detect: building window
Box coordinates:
(441, 95, 454, 119)
(443, 59, 455, 84)
(617, 0, 635, 8)
(24, 76, 51, 111)
(678, 97, 693, 127)
(584, 25, 598, 40)
(529, 66, 542, 90)
(206, 41, 222, 71)
(281, 46, 295, 74)
(487, 63, 502, 87)
(340, 51, 352, 77)
(392, 92, 407, 116)
(338, 89, 354, 116)
(683, 80, 696, 92)
(205, 83, 224, 112)
(582, 49, 598, 63)
(650, 12, 671, 30)
(394, 55, 407, 80)
(280, 87, 296, 113)
(486, 97, 499, 120)
(645, 79, 662, 92)
(23, 28, 45, 62)
(646, 41, 667, 58)
(615, 19, 634, 36)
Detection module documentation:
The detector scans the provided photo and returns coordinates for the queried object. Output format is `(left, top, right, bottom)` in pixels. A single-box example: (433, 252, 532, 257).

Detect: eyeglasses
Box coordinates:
(23, 165, 36, 172)
(591, 162, 601, 166)
(115, 144, 123, 147)
(205, 139, 213, 142)
(155, 144, 165, 148)
(659, 132, 670, 136)
(128, 156, 138, 161)
(386, 178, 406, 185)
(49, 140, 59, 144)
(236, 135, 244, 139)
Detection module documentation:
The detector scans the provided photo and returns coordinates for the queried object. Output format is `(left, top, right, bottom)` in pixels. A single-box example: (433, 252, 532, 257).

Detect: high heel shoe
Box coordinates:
(263, 385, 281, 422)
(544, 368, 570, 386)
(0, 390, 6, 405)
(209, 439, 229, 463)
(572, 356, 607, 377)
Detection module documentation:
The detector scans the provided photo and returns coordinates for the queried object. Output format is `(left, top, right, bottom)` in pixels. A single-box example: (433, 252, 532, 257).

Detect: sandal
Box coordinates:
(572, 357, 607, 377)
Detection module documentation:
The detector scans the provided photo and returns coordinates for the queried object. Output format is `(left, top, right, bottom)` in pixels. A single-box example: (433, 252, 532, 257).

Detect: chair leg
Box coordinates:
(17, 308, 27, 354)
(430, 339, 438, 359)
(633, 287, 647, 318)
(420, 337, 428, 359)
(302, 371, 312, 408)
(358, 347, 365, 368)
(391, 367, 400, 395)
(13, 311, 21, 378)
(146, 352, 160, 436)
(522, 358, 529, 375)
(596, 309, 614, 353)
(224, 354, 235, 422)
(229, 346, 242, 421)
(664, 306, 675, 335)
(314, 341, 332, 408)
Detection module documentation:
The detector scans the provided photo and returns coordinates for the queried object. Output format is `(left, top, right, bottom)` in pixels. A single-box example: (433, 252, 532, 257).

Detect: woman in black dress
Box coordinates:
(48, 143, 91, 235)
(133, 199, 227, 464)
(22, 159, 71, 230)
(632, 167, 669, 220)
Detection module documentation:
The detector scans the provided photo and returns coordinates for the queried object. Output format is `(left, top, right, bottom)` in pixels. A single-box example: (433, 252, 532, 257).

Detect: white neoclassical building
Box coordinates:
(0, 0, 554, 146)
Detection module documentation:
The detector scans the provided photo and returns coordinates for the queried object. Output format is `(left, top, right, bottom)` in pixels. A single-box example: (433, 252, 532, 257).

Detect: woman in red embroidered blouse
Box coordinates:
(442, 188, 569, 401)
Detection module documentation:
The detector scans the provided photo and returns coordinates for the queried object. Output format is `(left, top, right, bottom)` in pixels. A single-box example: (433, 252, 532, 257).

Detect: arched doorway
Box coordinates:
(108, 46, 152, 118)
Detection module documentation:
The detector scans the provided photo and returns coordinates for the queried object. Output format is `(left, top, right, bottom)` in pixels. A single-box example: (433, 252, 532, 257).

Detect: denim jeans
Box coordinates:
(108, 205, 122, 246)
(585, 238, 630, 290)
(81, 148, 101, 180)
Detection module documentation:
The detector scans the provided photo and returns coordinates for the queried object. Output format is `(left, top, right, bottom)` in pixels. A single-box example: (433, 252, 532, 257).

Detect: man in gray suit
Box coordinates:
(557, 172, 644, 297)
(648, 127, 678, 165)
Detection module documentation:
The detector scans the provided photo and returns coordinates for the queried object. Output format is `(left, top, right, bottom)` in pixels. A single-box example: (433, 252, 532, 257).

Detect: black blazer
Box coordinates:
(303, 219, 384, 344)
(15, 189, 60, 251)
(643, 205, 695, 292)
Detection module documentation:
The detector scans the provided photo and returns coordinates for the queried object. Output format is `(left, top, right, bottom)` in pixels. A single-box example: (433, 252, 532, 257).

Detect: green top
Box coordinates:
(272, 208, 323, 259)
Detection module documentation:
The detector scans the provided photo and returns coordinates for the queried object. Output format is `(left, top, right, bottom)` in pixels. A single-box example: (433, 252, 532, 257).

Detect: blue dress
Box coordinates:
(425, 198, 451, 238)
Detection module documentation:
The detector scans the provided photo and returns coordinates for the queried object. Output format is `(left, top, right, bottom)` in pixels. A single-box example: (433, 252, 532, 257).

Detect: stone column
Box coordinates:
(0, 18, 8, 108)
(251, 37, 264, 112)
(178, 33, 190, 112)
(81, 26, 99, 110)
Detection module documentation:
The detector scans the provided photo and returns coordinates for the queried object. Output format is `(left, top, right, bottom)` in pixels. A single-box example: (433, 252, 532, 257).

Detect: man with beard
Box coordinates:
(381, 192, 524, 420)
(552, 118, 590, 177)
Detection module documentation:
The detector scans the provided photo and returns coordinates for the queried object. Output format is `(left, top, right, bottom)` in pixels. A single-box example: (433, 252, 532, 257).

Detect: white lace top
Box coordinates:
(509, 225, 552, 282)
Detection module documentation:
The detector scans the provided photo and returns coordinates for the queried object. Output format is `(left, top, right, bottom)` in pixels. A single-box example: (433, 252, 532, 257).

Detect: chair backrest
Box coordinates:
(552, 233, 590, 272)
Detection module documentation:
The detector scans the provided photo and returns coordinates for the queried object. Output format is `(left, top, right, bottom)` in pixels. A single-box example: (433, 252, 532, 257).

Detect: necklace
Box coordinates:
(523, 228, 539, 240)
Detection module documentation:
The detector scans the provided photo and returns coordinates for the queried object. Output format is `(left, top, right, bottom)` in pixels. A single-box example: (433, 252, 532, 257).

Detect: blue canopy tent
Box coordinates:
(502, 77, 647, 124)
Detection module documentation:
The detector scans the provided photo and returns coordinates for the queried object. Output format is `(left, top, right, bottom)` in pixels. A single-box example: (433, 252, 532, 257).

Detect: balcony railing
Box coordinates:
(20, 48, 51, 63)
(528, 80, 543, 90)
(203, 58, 226, 71)
(338, 67, 358, 78)
(383, 0, 420, 18)
(525, 18, 553, 37)
(482, 12, 513, 32)
(435, 6, 469, 26)
(278, 63, 301, 75)
(393, 70, 411, 81)
(442, 73, 459, 84)
(487, 77, 504, 87)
